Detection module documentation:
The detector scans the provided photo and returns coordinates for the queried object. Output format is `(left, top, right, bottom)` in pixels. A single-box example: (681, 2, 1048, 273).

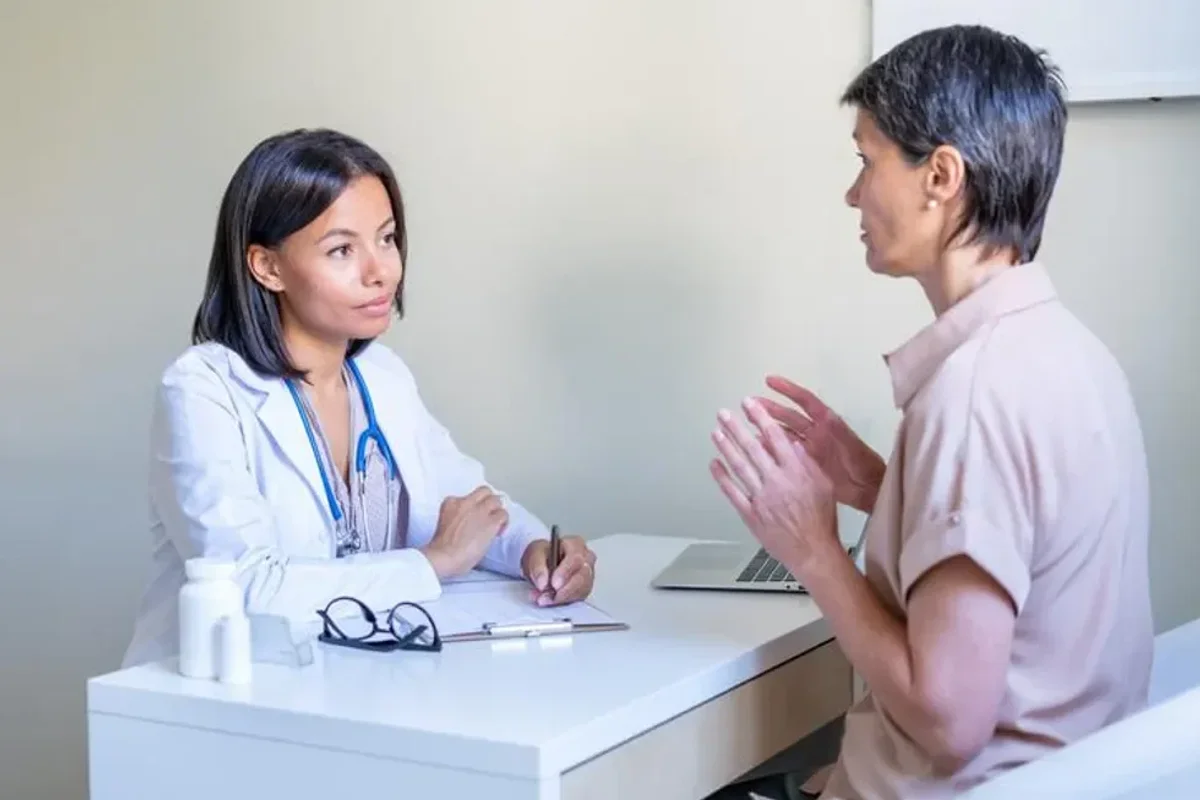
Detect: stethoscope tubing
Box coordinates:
(286, 359, 399, 527)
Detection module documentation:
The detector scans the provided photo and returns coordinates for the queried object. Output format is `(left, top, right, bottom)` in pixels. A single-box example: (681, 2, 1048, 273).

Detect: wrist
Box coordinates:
(419, 544, 453, 579)
(851, 458, 887, 514)
(789, 520, 846, 581)
(798, 538, 858, 598)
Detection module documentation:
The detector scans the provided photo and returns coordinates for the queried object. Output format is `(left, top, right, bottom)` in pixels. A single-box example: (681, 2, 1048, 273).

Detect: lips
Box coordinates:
(356, 296, 393, 317)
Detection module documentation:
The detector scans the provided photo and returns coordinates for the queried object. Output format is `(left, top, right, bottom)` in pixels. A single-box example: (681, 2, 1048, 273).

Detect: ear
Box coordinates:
(246, 244, 285, 293)
(922, 144, 966, 207)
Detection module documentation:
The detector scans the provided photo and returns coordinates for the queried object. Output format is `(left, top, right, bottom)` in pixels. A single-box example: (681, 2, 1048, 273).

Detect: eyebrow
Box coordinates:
(316, 218, 395, 244)
(317, 228, 358, 244)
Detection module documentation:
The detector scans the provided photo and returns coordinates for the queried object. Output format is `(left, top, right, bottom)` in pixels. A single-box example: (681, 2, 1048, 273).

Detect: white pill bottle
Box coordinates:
(178, 557, 243, 679)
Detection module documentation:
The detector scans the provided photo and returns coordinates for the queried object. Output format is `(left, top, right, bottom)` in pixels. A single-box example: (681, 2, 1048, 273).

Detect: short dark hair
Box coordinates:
(841, 25, 1067, 262)
(192, 128, 408, 378)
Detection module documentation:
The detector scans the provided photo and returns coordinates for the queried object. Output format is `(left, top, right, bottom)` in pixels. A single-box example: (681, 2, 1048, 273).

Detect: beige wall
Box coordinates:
(2, 2, 1197, 798)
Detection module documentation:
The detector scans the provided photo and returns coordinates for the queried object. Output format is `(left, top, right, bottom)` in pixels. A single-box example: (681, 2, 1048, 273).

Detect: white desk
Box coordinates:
(87, 534, 852, 800)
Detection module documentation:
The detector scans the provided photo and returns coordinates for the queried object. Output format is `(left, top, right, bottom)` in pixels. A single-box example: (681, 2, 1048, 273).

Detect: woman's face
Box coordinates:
(844, 109, 946, 278)
(249, 174, 403, 344)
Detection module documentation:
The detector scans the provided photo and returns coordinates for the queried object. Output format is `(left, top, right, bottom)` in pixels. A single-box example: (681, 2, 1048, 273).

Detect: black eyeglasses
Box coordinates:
(316, 596, 442, 653)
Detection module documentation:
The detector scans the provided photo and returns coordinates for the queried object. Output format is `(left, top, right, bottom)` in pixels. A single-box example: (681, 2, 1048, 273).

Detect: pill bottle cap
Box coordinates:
(184, 557, 236, 582)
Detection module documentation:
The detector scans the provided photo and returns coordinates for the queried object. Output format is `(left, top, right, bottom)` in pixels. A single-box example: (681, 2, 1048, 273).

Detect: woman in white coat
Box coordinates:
(123, 128, 596, 667)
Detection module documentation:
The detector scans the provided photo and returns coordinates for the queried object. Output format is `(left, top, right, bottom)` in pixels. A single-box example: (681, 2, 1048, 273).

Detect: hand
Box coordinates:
(420, 486, 508, 579)
(521, 535, 597, 606)
(710, 398, 842, 578)
(757, 375, 886, 514)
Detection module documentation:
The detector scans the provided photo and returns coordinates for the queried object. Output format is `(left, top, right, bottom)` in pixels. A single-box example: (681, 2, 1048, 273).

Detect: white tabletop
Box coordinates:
(87, 534, 832, 780)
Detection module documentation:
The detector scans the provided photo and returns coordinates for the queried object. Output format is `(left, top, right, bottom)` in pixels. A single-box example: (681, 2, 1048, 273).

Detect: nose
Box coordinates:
(361, 245, 401, 287)
(361, 250, 385, 286)
(845, 172, 861, 209)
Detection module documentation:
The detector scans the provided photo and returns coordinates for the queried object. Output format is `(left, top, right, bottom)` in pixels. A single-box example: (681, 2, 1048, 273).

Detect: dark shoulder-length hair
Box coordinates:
(191, 128, 408, 378)
(841, 25, 1068, 263)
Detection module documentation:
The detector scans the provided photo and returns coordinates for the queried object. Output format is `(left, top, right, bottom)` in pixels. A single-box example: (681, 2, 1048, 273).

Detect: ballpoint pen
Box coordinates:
(543, 524, 562, 603)
(548, 523, 562, 575)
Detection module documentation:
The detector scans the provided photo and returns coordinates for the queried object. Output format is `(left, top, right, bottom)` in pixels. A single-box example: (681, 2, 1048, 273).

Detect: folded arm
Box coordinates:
(152, 362, 442, 622)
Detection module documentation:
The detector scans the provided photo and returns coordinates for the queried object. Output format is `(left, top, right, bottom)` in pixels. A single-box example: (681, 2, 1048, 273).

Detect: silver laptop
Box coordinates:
(651, 534, 865, 594)
(651, 542, 806, 593)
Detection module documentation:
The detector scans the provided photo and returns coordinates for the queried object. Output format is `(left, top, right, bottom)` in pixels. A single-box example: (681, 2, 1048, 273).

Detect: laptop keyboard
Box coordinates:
(735, 548, 797, 584)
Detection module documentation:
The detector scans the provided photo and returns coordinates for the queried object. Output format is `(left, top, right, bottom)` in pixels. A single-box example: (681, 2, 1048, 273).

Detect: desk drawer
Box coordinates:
(561, 640, 852, 800)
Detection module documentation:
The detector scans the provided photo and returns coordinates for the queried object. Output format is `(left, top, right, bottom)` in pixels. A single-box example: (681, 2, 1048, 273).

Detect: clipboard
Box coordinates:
(392, 579, 630, 644)
(442, 618, 630, 643)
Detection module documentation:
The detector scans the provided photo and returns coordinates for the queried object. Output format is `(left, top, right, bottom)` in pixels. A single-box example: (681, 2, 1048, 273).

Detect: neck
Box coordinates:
(919, 244, 1020, 315)
(282, 323, 348, 393)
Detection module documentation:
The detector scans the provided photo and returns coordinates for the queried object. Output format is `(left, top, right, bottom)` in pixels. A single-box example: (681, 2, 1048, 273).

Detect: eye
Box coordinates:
(381, 230, 397, 248)
(855, 151, 869, 166)
(327, 243, 352, 259)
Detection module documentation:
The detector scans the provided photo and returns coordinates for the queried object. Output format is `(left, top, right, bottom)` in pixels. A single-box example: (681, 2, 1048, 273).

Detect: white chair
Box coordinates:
(961, 616, 1200, 799)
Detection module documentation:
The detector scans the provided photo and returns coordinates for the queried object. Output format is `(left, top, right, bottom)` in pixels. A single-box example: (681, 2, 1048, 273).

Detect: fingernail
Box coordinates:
(713, 429, 725, 442)
(717, 409, 732, 422)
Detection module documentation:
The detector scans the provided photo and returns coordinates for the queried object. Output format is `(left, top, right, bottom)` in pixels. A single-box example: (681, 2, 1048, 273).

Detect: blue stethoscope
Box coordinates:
(286, 359, 400, 554)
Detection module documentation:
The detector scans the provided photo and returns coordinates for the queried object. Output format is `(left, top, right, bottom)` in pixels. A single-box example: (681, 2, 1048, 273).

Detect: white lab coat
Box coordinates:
(122, 341, 549, 667)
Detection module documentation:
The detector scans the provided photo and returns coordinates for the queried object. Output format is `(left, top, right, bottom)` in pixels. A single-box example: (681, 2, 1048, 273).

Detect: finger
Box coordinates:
(472, 492, 505, 521)
(743, 397, 800, 471)
(465, 485, 496, 507)
(711, 426, 760, 496)
(756, 396, 814, 436)
(547, 563, 591, 605)
(718, 407, 777, 480)
(765, 375, 832, 422)
(525, 543, 551, 591)
(710, 458, 753, 519)
(549, 552, 586, 591)
(549, 552, 592, 603)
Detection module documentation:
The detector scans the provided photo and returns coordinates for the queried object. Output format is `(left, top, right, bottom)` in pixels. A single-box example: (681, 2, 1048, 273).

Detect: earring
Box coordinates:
(925, 199, 938, 210)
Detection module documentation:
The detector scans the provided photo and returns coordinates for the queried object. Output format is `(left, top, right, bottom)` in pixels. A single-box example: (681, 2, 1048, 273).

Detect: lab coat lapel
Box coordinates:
(228, 359, 335, 525)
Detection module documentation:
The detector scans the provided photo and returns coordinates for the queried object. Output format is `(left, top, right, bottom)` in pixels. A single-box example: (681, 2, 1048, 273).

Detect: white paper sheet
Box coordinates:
(441, 568, 512, 585)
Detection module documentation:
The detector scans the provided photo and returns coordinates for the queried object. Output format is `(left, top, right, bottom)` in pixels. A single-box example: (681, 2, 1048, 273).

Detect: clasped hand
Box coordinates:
(709, 376, 883, 577)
